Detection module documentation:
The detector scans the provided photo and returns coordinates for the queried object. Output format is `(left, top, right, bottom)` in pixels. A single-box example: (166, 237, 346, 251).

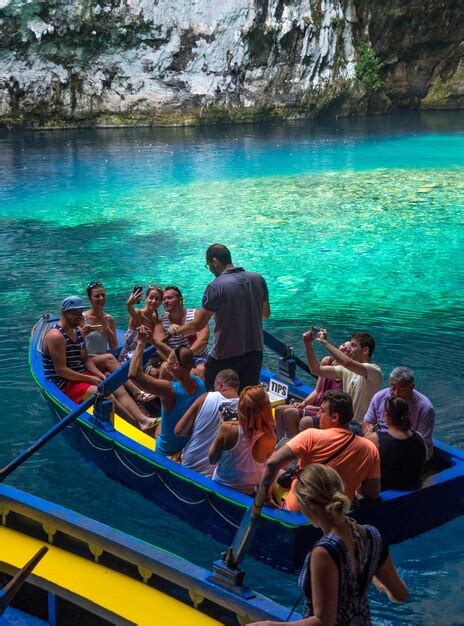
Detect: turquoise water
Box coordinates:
(1, 112, 463, 624)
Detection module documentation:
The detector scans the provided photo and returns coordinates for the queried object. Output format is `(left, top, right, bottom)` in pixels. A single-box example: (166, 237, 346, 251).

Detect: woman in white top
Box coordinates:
(81, 281, 117, 356)
(209, 385, 276, 495)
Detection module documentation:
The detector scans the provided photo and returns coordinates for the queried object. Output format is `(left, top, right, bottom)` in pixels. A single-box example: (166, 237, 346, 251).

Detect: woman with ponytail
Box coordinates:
(209, 385, 276, 495)
(366, 395, 426, 490)
(250, 464, 407, 626)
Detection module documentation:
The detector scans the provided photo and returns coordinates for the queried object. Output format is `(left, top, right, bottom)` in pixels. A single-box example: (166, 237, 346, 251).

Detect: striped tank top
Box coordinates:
(42, 324, 86, 388)
(160, 309, 208, 358)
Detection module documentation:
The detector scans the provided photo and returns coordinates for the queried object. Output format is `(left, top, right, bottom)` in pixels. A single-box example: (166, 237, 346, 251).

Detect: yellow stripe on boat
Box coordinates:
(86, 406, 156, 451)
(0, 526, 218, 626)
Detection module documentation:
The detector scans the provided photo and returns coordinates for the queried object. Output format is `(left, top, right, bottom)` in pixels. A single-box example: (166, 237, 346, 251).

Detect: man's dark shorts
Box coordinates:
(204, 350, 263, 392)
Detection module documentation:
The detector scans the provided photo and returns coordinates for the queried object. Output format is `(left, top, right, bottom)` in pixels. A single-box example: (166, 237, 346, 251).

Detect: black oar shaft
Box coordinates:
(263, 329, 316, 379)
(0, 394, 96, 482)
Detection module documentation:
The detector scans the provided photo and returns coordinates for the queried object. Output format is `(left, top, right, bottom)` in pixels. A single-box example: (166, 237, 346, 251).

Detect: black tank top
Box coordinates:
(378, 430, 426, 490)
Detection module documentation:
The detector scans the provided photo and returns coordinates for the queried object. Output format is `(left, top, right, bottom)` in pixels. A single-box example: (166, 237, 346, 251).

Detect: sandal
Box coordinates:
(141, 416, 161, 434)
(135, 391, 157, 404)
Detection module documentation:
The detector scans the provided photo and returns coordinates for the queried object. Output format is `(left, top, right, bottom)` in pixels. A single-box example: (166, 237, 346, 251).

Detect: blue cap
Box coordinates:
(61, 295, 86, 312)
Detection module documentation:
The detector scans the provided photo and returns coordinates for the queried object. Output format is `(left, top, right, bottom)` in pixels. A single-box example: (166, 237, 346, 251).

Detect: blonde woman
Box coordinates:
(250, 464, 407, 626)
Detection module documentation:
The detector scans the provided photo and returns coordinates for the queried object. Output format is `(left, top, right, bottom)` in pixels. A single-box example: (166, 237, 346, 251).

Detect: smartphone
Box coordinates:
(132, 286, 143, 302)
(90, 324, 104, 331)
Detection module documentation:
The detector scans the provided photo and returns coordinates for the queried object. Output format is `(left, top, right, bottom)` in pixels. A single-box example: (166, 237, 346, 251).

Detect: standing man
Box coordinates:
(168, 244, 270, 391)
(304, 329, 383, 424)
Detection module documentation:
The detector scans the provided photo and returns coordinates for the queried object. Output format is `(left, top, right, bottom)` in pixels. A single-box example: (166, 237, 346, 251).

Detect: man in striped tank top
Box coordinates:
(154, 286, 209, 379)
(42, 296, 156, 432)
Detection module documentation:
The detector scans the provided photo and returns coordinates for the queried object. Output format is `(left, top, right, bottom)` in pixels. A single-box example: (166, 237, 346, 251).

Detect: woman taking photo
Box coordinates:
(250, 464, 407, 626)
(209, 385, 276, 495)
(119, 284, 163, 364)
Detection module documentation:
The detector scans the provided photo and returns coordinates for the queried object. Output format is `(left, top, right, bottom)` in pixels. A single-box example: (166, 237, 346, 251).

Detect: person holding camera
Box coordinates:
(304, 328, 383, 424)
(119, 284, 163, 360)
(208, 385, 276, 495)
(175, 369, 240, 477)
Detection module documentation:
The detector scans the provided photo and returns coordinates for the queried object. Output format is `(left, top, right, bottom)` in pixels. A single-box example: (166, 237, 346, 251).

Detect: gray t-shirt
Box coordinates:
(202, 267, 269, 360)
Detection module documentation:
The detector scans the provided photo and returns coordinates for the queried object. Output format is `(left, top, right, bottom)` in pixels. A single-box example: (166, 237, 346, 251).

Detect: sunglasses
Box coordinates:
(88, 281, 104, 290)
(147, 284, 163, 293)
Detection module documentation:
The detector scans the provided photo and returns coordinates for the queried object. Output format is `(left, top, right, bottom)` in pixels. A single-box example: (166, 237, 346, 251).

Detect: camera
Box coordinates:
(219, 405, 238, 422)
(309, 325, 321, 338)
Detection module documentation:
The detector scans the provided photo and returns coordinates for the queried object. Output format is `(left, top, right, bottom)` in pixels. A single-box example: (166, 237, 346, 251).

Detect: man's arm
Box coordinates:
(46, 332, 101, 385)
(174, 308, 213, 338)
(303, 333, 340, 380)
(319, 336, 369, 378)
(208, 422, 228, 465)
(261, 445, 298, 496)
(262, 300, 270, 320)
(362, 395, 381, 434)
(174, 393, 207, 437)
(189, 323, 209, 356)
(128, 339, 173, 400)
(416, 406, 435, 460)
(357, 477, 381, 500)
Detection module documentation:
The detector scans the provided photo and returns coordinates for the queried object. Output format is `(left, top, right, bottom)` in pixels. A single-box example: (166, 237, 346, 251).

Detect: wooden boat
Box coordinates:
(29, 315, 464, 572)
(0, 482, 298, 625)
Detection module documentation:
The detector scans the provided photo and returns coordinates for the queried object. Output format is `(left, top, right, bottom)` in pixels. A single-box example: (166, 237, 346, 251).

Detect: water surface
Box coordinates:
(1, 112, 463, 624)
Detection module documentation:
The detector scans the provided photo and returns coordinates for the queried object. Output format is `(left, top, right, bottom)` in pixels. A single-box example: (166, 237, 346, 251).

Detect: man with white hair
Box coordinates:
(363, 366, 435, 460)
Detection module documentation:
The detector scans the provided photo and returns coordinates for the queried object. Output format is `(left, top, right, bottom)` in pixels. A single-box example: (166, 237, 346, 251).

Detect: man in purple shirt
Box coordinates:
(363, 366, 435, 460)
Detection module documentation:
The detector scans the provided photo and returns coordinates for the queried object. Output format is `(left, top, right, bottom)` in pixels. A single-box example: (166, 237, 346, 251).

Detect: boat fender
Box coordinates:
(188, 590, 204, 608)
(42, 523, 57, 544)
(137, 566, 152, 584)
(88, 542, 103, 562)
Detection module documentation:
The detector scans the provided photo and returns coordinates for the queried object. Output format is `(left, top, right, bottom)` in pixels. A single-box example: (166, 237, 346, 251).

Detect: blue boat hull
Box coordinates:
(30, 316, 464, 571)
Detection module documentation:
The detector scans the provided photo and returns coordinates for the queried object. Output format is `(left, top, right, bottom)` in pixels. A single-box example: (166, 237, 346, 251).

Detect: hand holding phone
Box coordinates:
(131, 286, 143, 304)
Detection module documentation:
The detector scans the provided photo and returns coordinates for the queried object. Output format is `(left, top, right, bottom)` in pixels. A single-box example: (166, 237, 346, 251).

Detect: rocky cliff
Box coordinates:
(1, 0, 462, 127)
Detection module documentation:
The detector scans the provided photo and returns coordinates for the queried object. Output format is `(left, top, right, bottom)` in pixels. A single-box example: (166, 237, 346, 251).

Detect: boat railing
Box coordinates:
(0, 484, 298, 623)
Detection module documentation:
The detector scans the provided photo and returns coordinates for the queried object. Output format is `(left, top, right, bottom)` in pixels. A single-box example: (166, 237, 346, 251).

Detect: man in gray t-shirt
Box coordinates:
(167, 243, 270, 390)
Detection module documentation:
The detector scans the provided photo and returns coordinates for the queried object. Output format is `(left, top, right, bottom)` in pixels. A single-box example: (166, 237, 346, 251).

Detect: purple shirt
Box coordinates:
(363, 388, 435, 459)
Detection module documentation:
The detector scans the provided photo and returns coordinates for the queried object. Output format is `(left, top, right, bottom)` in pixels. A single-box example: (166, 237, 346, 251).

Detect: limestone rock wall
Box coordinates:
(0, 0, 462, 127)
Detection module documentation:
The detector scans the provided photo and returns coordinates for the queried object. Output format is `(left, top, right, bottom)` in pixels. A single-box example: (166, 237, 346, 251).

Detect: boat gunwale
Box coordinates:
(0, 483, 297, 623)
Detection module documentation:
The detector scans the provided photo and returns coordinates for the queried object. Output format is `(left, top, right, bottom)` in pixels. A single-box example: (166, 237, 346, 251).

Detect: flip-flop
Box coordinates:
(141, 417, 160, 434)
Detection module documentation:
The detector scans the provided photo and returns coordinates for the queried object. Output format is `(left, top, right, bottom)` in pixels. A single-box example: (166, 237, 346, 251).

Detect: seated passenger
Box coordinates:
(128, 327, 206, 456)
(175, 369, 240, 477)
(275, 342, 350, 441)
(154, 286, 209, 379)
(363, 366, 435, 460)
(261, 390, 380, 511)
(81, 281, 117, 356)
(118, 284, 163, 364)
(43, 296, 155, 432)
(81, 281, 149, 402)
(208, 385, 276, 495)
(366, 396, 427, 490)
(304, 329, 383, 424)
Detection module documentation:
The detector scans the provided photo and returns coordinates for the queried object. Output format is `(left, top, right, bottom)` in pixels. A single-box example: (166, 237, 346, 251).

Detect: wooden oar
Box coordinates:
(0, 546, 49, 613)
(0, 345, 156, 483)
(263, 329, 317, 379)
